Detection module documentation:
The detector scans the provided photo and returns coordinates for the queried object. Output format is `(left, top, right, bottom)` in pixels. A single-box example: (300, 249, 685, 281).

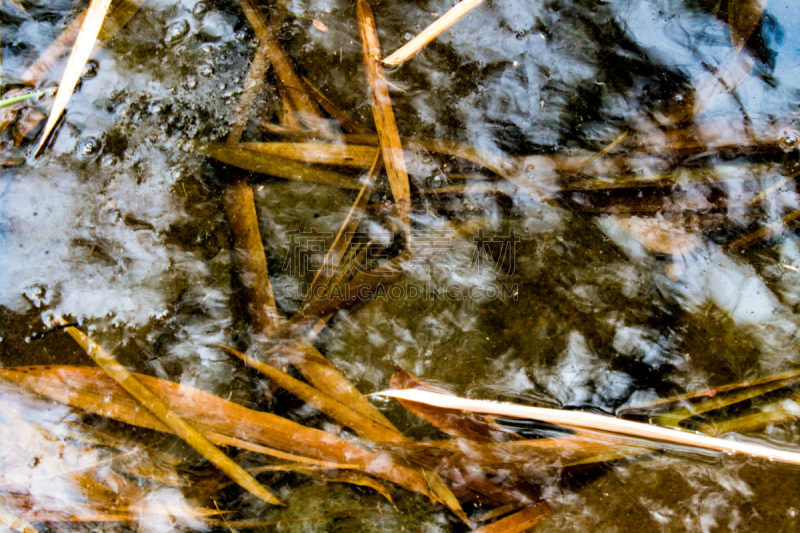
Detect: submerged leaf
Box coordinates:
(728, 0, 768, 51)
(0, 366, 432, 497)
(195, 143, 362, 189)
(473, 501, 551, 533)
(423, 469, 471, 527)
(391, 367, 506, 442)
(54, 320, 283, 506)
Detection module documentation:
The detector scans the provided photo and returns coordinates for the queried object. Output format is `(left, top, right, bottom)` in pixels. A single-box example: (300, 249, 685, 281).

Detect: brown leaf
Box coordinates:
(55, 321, 283, 506)
(194, 143, 362, 190)
(241, 142, 379, 168)
(0, 366, 431, 497)
(220, 180, 281, 336)
(728, 0, 768, 52)
(218, 344, 406, 443)
(302, 152, 382, 309)
(423, 469, 471, 527)
(473, 501, 551, 533)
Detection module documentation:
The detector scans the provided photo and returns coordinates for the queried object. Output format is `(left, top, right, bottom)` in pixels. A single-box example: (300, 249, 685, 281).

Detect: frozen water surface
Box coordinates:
(2, 0, 800, 530)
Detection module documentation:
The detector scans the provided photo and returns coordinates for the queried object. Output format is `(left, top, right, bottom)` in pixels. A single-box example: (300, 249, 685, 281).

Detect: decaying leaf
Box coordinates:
(194, 143, 362, 190)
(218, 344, 406, 443)
(0, 366, 432, 497)
(390, 367, 507, 442)
(52, 319, 284, 506)
(423, 469, 471, 527)
(727, 0, 769, 52)
(302, 152, 382, 309)
(473, 501, 552, 533)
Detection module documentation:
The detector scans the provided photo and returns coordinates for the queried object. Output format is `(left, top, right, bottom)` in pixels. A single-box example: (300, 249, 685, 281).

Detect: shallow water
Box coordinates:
(2, 0, 800, 530)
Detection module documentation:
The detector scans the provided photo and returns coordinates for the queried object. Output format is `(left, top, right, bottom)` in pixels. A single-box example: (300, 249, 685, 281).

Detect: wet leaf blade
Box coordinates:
(221, 180, 281, 334)
(383, 0, 486, 65)
(286, 340, 402, 431)
(302, 75, 374, 134)
(56, 322, 284, 506)
(238, 0, 331, 133)
(423, 469, 471, 527)
(240, 142, 379, 168)
(357, 0, 411, 226)
(0, 366, 430, 496)
(34, 0, 114, 155)
(218, 344, 406, 443)
(473, 501, 551, 533)
(195, 143, 362, 189)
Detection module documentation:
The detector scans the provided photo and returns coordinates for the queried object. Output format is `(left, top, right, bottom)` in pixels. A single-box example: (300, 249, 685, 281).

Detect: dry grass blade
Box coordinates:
(221, 180, 282, 336)
(376, 389, 800, 465)
(383, 0, 486, 65)
(423, 469, 471, 527)
(195, 143, 362, 189)
(0, 366, 431, 496)
(357, 0, 411, 228)
(218, 344, 406, 443)
(728, 0, 768, 51)
(302, 75, 374, 134)
(473, 501, 552, 533)
(302, 152, 382, 309)
(241, 142, 379, 168)
(34, 0, 113, 156)
(52, 320, 284, 506)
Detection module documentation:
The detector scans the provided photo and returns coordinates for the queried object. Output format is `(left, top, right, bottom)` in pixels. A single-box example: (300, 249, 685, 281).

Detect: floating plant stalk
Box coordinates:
(376, 388, 800, 465)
